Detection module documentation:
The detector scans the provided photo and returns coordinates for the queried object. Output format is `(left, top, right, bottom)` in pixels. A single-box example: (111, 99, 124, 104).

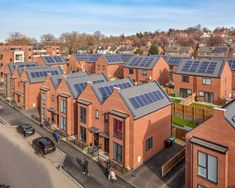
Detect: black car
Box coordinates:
(16, 124, 35, 137)
(0, 184, 10, 188)
(32, 137, 56, 155)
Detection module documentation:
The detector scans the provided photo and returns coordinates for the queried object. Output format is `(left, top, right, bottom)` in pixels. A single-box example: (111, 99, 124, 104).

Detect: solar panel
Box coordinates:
(128, 56, 157, 68)
(129, 90, 164, 109)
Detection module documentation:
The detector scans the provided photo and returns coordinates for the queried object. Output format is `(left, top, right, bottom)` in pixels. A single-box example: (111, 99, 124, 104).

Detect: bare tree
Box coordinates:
(5, 32, 37, 45)
(40, 33, 58, 45)
(207, 35, 225, 46)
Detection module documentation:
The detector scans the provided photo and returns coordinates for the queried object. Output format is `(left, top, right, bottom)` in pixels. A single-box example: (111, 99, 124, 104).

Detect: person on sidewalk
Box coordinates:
(105, 160, 111, 178)
(53, 130, 60, 144)
(108, 169, 117, 183)
(82, 159, 89, 176)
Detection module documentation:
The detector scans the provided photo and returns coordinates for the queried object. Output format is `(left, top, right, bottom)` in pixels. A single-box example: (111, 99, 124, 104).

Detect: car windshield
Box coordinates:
(39, 138, 53, 146)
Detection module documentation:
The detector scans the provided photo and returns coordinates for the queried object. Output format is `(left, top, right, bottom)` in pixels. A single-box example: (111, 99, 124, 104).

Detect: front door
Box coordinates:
(94, 133, 99, 146)
(104, 138, 109, 153)
(204, 92, 214, 103)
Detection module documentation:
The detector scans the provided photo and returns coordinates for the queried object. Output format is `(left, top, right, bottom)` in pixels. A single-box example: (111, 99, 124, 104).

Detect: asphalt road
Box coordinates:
(0, 99, 133, 188)
(0, 124, 80, 188)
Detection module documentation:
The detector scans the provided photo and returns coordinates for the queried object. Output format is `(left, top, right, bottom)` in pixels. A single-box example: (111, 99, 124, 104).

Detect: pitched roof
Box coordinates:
(118, 54, 135, 62)
(92, 78, 135, 104)
(125, 56, 161, 69)
(120, 81, 171, 119)
(163, 55, 192, 65)
(41, 55, 67, 65)
(103, 54, 124, 65)
(75, 54, 100, 63)
(66, 74, 107, 98)
(223, 99, 235, 129)
(8, 62, 38, 75)
(25, 66, 63, 84)
(175, 60, 225, 78)
(50, 72, 89, 89)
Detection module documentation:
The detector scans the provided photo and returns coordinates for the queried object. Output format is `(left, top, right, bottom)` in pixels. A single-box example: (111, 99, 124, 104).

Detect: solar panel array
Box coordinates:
(14, 63, 37, 69)
(88, 54, 100, 62)
(43, 56, 65, 64)
(165, 56, 192, 65)
(31, 70, 59, 78)
(227, 60, 235, 69)
(128, 56, 156, 67)
(181, 60, 218, 74)
(75, 54, 89, 61)
(105, 54, 122, 63)
(74, 80, 104, 95)
(213, 47, 228, 53)
(99, 82, 132, 100)
(119, 54, 134, 62)
(129, 90, 164, 109)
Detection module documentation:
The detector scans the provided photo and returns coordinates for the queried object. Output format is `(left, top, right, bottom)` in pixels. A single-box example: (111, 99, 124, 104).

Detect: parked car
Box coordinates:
(0, 184, 10, 188)
(16, 124, 35, 137)
(32, 137, 56, 155)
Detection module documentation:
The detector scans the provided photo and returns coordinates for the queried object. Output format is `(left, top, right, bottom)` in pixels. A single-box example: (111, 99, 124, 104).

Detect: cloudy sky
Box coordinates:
(0, 0, 234, 41)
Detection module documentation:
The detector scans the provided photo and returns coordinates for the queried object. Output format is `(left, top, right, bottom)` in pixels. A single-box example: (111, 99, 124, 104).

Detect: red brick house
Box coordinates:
(40, 72, 89, 128)
(3, 62, 38, 99)
(197, 46, 231, 59)
(124, 56, 169, 86)
(37, 55, 68, 74)
(185, 100, 235, 188)
(68, 54, 100, 74)
(46, 74, 107, 135)
(13, 66, 63, 110)
(77, 81, 172, 169)
(165, 46, 194, 57)
(95, 54, 125, 79)
(227, 59, 235, 97)
(173, 60, 232, 103)
(163, 56, 192, 82)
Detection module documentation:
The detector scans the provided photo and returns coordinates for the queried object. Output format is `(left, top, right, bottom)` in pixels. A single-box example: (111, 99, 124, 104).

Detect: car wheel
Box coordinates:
(40, 150, 44, 157)
(21, 133, 25, 138)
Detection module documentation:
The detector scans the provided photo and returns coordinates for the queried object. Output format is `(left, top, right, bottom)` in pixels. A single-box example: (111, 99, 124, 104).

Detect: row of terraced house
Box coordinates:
(2, 50, 235, 186)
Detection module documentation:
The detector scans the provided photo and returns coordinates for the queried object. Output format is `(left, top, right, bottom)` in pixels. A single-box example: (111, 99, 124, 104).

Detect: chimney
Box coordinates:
(86, 81, 93, 87)
(113, 87, 120, 94)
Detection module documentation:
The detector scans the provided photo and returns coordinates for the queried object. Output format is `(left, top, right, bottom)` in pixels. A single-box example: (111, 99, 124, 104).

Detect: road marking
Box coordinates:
(0, 116, 13, 127)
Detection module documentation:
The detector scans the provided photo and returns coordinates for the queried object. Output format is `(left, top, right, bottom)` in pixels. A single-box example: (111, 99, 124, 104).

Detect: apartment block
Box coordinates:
(173, 60, 232, 103)
(185, 100, 235, 188)
(124, 56, 169, 86)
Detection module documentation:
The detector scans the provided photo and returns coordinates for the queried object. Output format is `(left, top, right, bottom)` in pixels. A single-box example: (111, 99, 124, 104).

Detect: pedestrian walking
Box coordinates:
(53, 130, 60, 144)
(82, 159, 89, 176)
(108, 169, 117, 183)
(105, 160, 111, 178)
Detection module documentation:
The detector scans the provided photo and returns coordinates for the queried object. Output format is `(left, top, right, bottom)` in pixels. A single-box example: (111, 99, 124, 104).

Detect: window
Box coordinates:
(41, 92, 46, 105)
(80, 126, 86, 143)
(104, 113, 109, 123)
(145, 137, 153, 151)
(233, 71, 235, 76)
(102, 65, 105, 71)
(60, 99, 67, 113)
(113, 119, 123, 140)
(129, 68, 133, 74)
(0, 55, 3, 60)
(10, 58, 13, 62)
(203, 78, 212, 85)
(95, 110, 99, 119)
(197, 151, 218, 183)
(113, 142, 122, 164)
(60, 116, 66, 131)
(141, 69, 147, 76)
(97, 65, 100, 70)
(80, 107, 86, 124)
(182, 75, 189, 83)
(199, 91, 204, 96)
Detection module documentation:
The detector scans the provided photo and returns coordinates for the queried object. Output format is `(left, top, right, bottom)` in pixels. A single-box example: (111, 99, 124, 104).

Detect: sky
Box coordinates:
(0, 0, 235, 42)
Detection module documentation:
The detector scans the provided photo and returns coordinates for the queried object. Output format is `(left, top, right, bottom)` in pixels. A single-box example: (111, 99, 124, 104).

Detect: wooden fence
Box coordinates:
(161, 148, 185, 177)
(172, 103, 213, 123)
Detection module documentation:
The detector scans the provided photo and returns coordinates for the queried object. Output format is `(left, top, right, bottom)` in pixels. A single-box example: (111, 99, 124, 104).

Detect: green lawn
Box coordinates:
(171, 98, 182, 104)
(172, 117, 198, 128)
(191, 102, 214, 110)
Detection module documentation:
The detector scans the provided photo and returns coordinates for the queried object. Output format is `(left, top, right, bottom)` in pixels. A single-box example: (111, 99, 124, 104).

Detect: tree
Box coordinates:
(148, 44, 159, 55)
(40, 33, 58, 45)
(207, 35, 225, 46)
(5, 32, 37, 45)
(134, 48, 143, 55)
(59, 32, 80, 54)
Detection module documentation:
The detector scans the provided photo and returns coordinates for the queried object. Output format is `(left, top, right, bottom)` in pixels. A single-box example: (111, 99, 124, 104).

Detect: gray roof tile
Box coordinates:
(223, 99, 235, 129)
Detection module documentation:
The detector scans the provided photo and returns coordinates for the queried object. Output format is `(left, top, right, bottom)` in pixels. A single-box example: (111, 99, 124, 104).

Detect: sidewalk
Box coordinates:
(0, 98, 134, 188)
